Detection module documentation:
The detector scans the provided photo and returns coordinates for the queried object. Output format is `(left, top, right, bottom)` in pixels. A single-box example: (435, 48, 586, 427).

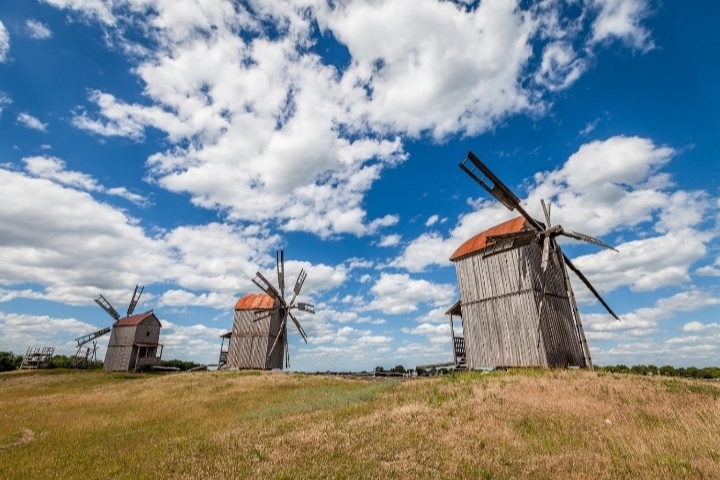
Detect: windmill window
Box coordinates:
(146, 331, 150, 337)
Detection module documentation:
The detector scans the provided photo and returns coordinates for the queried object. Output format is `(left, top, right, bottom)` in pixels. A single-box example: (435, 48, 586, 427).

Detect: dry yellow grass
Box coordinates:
(1, 368, 718, 479)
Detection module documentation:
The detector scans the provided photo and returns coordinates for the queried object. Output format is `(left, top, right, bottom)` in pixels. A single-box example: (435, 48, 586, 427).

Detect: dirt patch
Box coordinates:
(0, 428, 36, 451)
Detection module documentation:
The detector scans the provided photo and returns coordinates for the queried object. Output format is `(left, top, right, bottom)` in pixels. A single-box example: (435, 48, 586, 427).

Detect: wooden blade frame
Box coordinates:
(252, 271, 280, 299)
(277, 250, 285, 300)
(460, 151, 544, 231)
(127, 285, 144, 316)
(94, 295, 120, 321)
(288, 311, 308, 343)
(562, 231, 618, 252)
(297, 302, 315, 314)
(563, 253, 620, 320)
(286, 269, 307, 307)
(267, 313, 289, 359)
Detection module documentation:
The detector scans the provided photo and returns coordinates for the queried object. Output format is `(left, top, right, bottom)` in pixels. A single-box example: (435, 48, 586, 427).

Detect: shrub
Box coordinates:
(0, 351, 20, 371)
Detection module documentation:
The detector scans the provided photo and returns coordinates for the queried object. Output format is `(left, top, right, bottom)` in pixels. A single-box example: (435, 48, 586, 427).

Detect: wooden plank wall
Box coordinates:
(455, 242, 586, 369)
(104, 326, 136, 371)
(227, 310, 283, 369)
(133, 322, 161, 345)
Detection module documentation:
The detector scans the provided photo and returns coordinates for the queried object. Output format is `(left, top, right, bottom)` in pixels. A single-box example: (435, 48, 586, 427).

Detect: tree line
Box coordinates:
(598, 364, 720, 379)
(0, 351, 204, 372)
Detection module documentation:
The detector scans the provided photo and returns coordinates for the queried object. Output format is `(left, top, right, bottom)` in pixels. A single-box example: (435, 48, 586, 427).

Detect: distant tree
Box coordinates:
(374, 366, 385, 373)
(416, 367, 426, 376)
(630, 365, 648, 376)
(159, 359, 203, 371)
(391, 365, 406, 373)
(439, 368, 449, 375)
(0, 351, 19, 372)
(48, 355, 73, 369)
(659, 365, 677, 376)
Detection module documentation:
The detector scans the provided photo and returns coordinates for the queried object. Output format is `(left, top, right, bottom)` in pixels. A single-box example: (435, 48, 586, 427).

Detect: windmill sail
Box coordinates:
(94, 294, 120, 321)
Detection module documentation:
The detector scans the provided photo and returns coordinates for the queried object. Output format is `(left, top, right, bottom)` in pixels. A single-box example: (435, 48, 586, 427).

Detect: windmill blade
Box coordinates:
(297, 302, 315, 314)
(277, 250, 285, 300)
(461, 151, 521, 211)
(252, 271, 280, 299)
(284, 338, 290, 369)
(288, 311, 308, 343)
(293, 269, 307, 296)
(562, 231, 618, 252)
(541, 199, 551, 227)
(562, 253, 620, 321)
(460, 151, 544, 231)
(94, 295, 120, 321)
(75, 326, 112, 347)
(267, 313, 289, 359)
(127, 285, 144, 316)
(287, 269, 307, 306)
(541, 236, 551, 272)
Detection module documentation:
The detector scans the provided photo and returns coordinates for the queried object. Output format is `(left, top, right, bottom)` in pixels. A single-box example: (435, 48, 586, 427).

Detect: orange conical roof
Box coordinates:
(234, 293, 275, 310)
(450, 216, 528, 262)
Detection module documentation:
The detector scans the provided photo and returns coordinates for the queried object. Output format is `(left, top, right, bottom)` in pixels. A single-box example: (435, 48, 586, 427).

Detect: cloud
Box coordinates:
(584, 289, 720, 341)
(590, 0, 654, 51)
(0, 93, 10, 115)
(0, 310, 99, 356)
(401, 322, 451, 345)
(378, 234, 401, 247)
(45, 0, 652, 240)
(534, 41, 587, 91)
(40, 0, 116, 26)
(0, 21, 8, 62)
(22, 155, 148, 205)
(17, 112, 48, 131)
(425, 215, 439, 227)
(365, 272, 455, 315)
(26, 20, 53, 39)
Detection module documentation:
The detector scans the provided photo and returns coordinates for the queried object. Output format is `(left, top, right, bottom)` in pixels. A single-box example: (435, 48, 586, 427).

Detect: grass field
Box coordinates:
(1, 369, 719, 479)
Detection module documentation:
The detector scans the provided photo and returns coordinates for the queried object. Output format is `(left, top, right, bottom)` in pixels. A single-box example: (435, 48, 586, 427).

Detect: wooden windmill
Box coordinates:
(88, 285, 164, 372)
(449, 151, 619, 370)
(225, 250, 314, 370)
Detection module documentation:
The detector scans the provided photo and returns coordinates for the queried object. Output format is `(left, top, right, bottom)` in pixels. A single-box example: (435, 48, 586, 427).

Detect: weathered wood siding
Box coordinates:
(103, 316, 162, 372)
(133, 323, 161, 344)
(227, 305, 284, 370)
(455, 242, 586, 369)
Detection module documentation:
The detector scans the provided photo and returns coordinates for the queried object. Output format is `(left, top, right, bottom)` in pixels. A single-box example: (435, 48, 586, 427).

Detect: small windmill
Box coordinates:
(72, 285, 146, 369)
(251, 250, 314, 368)
(450, 151, 619, 369)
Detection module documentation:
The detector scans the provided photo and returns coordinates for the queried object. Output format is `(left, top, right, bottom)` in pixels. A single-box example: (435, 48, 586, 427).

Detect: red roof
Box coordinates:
(115, 311, 157, 327)
(450, 216, 528, 262)
(235, 293, 274, 311)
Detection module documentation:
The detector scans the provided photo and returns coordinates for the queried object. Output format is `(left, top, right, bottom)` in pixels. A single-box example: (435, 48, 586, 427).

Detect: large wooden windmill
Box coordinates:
(85, 285, 164, 372)
(225, 250, 314, 370)
(449, 151, 619, 370)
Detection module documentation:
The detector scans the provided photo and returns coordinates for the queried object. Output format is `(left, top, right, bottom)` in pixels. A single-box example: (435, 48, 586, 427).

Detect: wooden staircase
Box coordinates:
(453, 336, 467, 370)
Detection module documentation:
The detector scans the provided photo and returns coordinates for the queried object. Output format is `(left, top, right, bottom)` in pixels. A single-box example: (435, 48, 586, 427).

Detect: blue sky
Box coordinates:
(0, 0, 718, 370)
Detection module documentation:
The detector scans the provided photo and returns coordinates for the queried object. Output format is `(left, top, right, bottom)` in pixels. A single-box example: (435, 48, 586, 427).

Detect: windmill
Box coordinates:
(72, 285, 149, 369)
(252, 250, 314, 368)
(449, 151, 619, 370)
(225, 250, 314, 370)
